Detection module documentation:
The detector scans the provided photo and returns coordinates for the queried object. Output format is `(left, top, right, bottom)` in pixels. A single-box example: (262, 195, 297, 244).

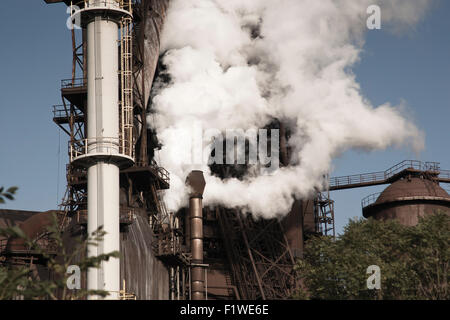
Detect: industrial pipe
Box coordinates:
(76, 1, 134, 300)
(186, 170, 206, 300)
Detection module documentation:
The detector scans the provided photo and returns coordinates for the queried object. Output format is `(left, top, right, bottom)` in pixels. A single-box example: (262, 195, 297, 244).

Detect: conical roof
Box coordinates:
(375, 177, 450, 205)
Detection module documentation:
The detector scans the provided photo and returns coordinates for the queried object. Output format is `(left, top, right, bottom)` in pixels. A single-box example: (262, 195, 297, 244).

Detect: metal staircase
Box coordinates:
(314, 192, 335, 238)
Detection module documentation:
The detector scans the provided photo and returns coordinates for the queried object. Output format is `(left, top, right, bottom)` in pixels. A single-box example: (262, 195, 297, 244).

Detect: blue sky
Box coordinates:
(0, 1, 449, 235)
(332, 1, 450, 233)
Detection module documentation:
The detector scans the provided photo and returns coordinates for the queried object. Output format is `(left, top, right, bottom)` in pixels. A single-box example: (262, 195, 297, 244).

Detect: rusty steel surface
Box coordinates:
(363, 176, 450, 226)
(281, 200, 304, 258)
(375, 177, 449, 203)
(1, 211, 63, 269)
(6, 211, 58, 252)
(133, 0, 170, 165)
(216, 208, 298, 300)
(0, 209, 42, 256)
(0, 209, 41, 230)
(187, 171, 206, 300)
(186, 170, 206, 199)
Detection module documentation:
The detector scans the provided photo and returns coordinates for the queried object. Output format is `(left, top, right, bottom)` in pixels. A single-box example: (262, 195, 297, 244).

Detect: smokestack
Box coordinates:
(71, 1, 134, 299)
(186, 170, 206, 300)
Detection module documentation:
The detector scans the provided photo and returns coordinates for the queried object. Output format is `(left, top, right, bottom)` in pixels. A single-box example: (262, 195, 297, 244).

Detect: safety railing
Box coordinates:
(439, 170, 450, 180)
(330, 172, 385, 189)
(61, 78, 86, 89)
(384, 160, 439, 180)
(330, 160, 442, 189)
(153, 231, 183, 257)
(361, 193, 381, 208)
(71, 0, 133, 13)
(156, 166, 170, 185)
(53, 105, 69, 118)
(69, 137, 134, 162)
(76, 208, 135, 224)
(134, 161, 170, 185)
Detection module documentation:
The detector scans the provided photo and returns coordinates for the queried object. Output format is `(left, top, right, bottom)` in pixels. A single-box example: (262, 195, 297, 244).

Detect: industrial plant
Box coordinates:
(0, 0, 449, 300)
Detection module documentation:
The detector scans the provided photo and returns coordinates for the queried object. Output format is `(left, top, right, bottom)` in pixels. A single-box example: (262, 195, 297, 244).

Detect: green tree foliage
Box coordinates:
(0, 186, 18, 204)
(0, 212, 119, 300)
(295, 212, 449, 300)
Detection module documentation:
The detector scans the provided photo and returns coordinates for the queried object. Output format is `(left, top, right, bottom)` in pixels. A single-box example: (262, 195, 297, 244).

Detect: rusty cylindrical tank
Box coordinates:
(363, 176, 450, 226)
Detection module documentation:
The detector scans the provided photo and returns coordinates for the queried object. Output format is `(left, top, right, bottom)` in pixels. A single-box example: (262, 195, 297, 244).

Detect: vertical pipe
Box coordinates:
(82, 28, 87, 85)
(71, 28, 76, 83)
(185, 207, 191, 252)
(85, 6, 122, 300)
(177, 266, 180, 300)
(190, 196, 204, 300)
(186, 171, 206, 300)
(170, 267, 175, 300)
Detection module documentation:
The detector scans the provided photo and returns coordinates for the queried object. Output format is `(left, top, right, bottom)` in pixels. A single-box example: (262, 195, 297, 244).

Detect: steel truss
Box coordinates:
(217, 208, 298, 300)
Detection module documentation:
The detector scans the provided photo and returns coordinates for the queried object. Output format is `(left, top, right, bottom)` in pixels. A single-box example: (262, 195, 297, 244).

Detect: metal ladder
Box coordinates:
(119, 16, 134, 159)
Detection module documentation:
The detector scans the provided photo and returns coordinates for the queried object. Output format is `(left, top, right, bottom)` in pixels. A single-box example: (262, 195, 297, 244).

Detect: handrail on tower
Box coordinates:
(329, 160, 444, 190)
(67, 1, 135, 169)
(61, 77, 86, 88)
(70, 0, 133, 12)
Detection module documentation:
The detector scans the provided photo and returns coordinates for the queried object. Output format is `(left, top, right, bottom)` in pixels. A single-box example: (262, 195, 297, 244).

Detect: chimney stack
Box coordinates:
(186, 170, 206, 300)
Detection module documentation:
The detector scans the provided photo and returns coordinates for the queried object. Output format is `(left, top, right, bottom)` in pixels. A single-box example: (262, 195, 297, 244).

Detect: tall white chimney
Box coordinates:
(70, 0, 134, 300)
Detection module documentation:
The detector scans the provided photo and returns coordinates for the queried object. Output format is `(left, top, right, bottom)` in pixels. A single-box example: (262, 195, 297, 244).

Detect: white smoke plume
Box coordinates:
(150, 0, 429, 218)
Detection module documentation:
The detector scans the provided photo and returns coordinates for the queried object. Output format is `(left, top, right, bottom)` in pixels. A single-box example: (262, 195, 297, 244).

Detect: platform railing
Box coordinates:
(53, 104, 84, 118)
(439, 170, 450, 180)
(71, 0, 133, 13)
(156, 166, 170, 185)
(330, 160, 442, 189)
(361, 192, 382, 208)
(53, 105, 69, 118)
(69, 137, 134, 162)
(61, 78, 86, 88)
(384, 160, 440, 179)
(76, 208, 135, 224)
(330, 172, 385, 189)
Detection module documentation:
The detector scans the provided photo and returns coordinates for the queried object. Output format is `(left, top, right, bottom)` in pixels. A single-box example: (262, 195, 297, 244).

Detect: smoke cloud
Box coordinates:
(150, 0, 429, 218)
